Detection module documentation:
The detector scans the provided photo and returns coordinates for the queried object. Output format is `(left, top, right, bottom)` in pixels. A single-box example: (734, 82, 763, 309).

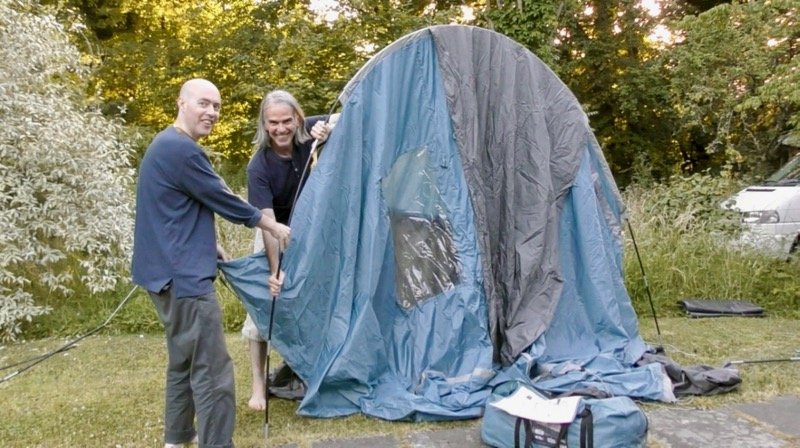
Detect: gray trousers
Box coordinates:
(149, 288, 235, 448)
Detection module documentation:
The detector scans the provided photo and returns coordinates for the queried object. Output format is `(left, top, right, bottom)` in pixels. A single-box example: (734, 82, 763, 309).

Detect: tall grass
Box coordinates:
(622, 175, 799, 319)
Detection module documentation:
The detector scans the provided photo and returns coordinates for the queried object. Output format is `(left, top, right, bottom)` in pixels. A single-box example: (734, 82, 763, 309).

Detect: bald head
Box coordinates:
(179, 79, 218, 100)
(175, 78, 221, 141)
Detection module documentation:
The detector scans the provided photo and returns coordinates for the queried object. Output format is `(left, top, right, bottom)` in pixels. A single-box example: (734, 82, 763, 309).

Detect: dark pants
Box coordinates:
(149, 289, 235, 448)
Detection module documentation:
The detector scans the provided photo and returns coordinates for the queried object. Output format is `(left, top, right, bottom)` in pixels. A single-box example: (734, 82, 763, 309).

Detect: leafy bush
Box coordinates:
(0, 0, 137, 341)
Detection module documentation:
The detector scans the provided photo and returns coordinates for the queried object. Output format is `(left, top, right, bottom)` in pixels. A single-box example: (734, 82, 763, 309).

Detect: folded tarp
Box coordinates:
(679, 299, 764, 318)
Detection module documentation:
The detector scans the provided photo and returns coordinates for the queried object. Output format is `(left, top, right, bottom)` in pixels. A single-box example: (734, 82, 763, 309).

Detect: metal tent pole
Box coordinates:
(626, 218, 664, 352)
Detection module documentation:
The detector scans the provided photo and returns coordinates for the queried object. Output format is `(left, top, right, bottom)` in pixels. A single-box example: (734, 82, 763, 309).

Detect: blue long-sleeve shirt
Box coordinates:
(132, 126, 262, 298)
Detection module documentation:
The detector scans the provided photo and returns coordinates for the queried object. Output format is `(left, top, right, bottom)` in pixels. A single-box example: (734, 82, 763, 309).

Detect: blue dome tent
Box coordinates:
(219, 25, 671, 421)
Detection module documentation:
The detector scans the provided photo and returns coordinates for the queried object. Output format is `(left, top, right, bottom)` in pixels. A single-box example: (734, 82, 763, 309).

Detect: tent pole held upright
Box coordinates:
(626, 219, 664, 352)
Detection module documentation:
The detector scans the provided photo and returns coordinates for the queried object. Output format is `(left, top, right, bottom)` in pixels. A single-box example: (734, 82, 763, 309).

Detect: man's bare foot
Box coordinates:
(248, 393, 266, 411)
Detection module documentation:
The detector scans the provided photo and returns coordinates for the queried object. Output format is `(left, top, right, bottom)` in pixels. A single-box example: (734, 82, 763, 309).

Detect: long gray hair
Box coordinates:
(252, 90, 311, 151)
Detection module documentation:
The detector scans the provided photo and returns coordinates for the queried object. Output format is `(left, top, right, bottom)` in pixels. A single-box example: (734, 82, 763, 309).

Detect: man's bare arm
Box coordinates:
(260, 208, 281, 274)
(255, 210, 290, 247)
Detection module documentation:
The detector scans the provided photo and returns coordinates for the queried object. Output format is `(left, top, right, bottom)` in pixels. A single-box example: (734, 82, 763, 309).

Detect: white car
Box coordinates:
(723, 153, 800, 257)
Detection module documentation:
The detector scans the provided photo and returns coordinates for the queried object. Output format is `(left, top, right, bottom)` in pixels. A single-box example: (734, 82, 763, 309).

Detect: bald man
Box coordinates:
(132, 79, 289, 448)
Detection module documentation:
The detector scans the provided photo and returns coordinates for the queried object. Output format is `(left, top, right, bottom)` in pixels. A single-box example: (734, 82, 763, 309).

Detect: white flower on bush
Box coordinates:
(0, 0, 136, 341)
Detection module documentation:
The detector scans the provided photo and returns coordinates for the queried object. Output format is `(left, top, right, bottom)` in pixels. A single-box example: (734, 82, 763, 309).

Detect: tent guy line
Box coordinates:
(0, 284, 139, 384)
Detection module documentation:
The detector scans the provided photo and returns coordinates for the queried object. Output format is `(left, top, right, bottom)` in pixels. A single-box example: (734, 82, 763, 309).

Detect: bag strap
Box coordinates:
(515, 417, 570, 448)
(579, 405, 593, 448)
(514, 418, 535, 448)
(524, 420, 535, 447)
(556, 423, 569, 446)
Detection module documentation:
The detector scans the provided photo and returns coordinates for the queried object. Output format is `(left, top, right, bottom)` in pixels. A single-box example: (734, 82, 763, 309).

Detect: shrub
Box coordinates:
(0, 0, 137, 341)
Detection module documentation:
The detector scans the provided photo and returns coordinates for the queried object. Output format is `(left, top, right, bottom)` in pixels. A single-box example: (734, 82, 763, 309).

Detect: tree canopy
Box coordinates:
(3, 0, 798, 340)
(53, 0, 796, 182)
(664, 0, 799, 176)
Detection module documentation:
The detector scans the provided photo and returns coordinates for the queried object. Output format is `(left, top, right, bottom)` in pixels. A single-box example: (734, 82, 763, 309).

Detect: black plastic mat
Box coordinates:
(679, 299, 764, 318)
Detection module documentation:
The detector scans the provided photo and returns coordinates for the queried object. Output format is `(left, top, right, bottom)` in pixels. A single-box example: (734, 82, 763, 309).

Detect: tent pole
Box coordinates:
(263, 110, 337, 445)
(264, 254, 281, 445)
(625, 219, 664, 352)
(726, 356, 800, 366)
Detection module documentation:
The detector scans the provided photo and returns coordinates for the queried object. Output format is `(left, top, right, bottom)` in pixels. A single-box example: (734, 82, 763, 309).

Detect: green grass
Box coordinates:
(0, 333, 469, 448)
(1, 317, 798, 447)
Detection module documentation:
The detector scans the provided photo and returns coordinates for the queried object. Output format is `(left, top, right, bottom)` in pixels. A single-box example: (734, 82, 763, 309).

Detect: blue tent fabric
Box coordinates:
(499, 148, 671, 401)
(218, 252, 275, 342)
(225, 27, 496, 421)
(429, 26, 585, 364)
(218, 25, 671, 421)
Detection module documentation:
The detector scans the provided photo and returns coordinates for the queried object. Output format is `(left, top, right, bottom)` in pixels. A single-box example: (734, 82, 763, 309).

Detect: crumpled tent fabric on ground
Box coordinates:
(638, 352, 741, 396)
(218, 25, 669, 421)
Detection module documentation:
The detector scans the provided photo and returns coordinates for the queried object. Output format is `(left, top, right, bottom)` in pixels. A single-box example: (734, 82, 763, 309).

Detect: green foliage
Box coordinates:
(631, 172, 742, 232)
(12, 0, 798, 342)
(77, 0, 264, 163)
(18, 278, 249, 339)
(60, 0, 474, 168)
(482, 1, 799, 183)
(558, 1, 678, 185)
(663, 0, 800, 176)
(18, 281, 156, 339)
(481, 0, 681, 185)
(213, 1, 361, 162)
(20, 173, 800, 342)
(0, 0, 137, 341)
(481, 0, 563, 65)
(623, 175, 800, 318)
(40, 0, 799, 184)
(20, 194, 254, 339)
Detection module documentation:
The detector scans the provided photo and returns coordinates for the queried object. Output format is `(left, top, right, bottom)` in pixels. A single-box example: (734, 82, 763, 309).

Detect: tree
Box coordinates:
(482, 0, 679, 184)
(663, 0, 800, 176)
(57, 0, 474, 168)
(0, 0, 136, 341)
(481, 0, 563, 65)
(481, 1, 798, 181)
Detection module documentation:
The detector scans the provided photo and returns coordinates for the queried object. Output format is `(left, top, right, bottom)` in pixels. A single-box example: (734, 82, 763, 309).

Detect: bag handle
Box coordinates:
(579, 405, 593, 448)
(513, 418, 537, 448)
(514, 417, 569, 448)
(514, 418, 529, 448)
